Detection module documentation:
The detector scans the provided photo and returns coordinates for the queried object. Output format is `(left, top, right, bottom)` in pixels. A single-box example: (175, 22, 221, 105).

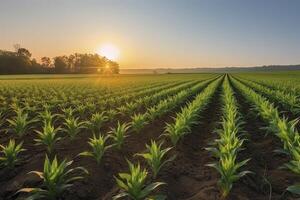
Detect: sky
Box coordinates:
(0, 0, 300, 68)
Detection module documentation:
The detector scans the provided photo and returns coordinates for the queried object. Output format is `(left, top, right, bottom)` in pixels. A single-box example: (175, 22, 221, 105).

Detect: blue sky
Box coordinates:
(0, 0, 299, 68)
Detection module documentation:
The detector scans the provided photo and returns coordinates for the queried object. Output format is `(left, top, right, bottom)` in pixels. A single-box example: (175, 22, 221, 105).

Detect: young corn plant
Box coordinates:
(136, 141, 175, 178)
(113, 160, 165, 200)
(0, 139, 25, 168)
(79, 134, 111, 165)
(34, 122, 61, 154)
(146, 107, 158, 121)
(86, 112, 108, 134)
(109, 121, 130, 150)
(126, 102, 138, 115)
(230, 76, 300, 195)
(130, 114, 148, 133)
(76, 104, 86, 117)
(107, 109, 118, 121)
(86, 102, 96, 113)
(207, 154, 250, 198)
(38, 109, 59, 125)
(10, 102, 21, 114)
(62, 117, 86, 140)
(117, 106, 127, 116)
(206, 76, 250, 197)
(164, 117, 191, 146)
(18, 155, 88, 200)
(61, 107, 75, 119)
(7, 109, 37, 137)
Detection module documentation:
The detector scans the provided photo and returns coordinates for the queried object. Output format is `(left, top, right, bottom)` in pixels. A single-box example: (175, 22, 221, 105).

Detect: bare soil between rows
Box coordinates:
(0, 83, 206, 200)
(229, 79, 300, 200)
(2, 79, 300, 200)
(158, 85, 223, 200)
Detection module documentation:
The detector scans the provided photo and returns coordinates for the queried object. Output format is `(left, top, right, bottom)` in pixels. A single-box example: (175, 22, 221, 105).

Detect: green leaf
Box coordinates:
(287, 184, 300, 195)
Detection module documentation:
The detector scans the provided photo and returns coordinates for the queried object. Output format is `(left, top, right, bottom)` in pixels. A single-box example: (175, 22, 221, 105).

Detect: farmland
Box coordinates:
(0, 72, 299, 200)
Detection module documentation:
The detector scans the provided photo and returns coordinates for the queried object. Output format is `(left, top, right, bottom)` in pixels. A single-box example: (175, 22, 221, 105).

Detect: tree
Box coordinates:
(17, 48, 32, 58)
(107, 60, 119, 74)
(41, 57, 51, 68)
(13, 45, 32, 59)
(54, 56, 68, 73)
(0, 45, 119, 74)
(67, 54, 75, 72)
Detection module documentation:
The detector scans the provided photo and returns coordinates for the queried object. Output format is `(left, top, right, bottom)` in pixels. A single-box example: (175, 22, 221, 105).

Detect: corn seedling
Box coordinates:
(61, 107, 75, 119)
(125, 102, 137, 115)
(117, 106, 127, 116)
(38, 109, 59, 125)
(76, 104, 86, 117)
(19, 155, 88, 200)
(0, 139, 25, 168)
(107, 109, 118, 121)
(206, 77, 250, 197)
(34, 122, 61, 154)
(113, 160, 165, 200)
(7, 109, 37, 137)
(136, 141, 175, 178)
(131, 114, 148, 133)
(86, 112, 108, 133)
(207, 155, 250, 197)
(109, 121, 130, 150)
(79, 134, 111, 164)
(229, 76, 300, 195)
(62, 117, 86, 140)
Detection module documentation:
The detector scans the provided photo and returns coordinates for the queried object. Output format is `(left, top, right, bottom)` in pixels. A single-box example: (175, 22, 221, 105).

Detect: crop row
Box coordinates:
(230, 75, 300, 195)
(234, 76, 300, 115)
(206, 75, 249, 197)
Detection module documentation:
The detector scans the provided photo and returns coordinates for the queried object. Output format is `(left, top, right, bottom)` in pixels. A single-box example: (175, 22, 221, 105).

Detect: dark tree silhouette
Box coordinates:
(41, 57, 51, 68)
(54, 56, 69, 73)
(0, 45, 120, 74)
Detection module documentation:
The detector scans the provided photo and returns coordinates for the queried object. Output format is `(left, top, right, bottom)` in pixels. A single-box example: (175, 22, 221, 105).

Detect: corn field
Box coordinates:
(0, 73, 299, 200)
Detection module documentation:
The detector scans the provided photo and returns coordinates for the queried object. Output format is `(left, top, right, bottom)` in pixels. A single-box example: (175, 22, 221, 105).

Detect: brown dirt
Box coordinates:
(2, 78, 300, 200)
(156, 86, 223, 200)
(229, 80, 300, 200)
(0, 85, 202, 200)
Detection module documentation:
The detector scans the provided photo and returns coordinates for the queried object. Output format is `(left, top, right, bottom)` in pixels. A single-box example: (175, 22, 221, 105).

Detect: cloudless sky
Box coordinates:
(1, 0, 299, 68)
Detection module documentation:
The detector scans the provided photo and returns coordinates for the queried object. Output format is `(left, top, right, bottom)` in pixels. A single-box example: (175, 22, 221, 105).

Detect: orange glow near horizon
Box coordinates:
(97, 43, 120, 61)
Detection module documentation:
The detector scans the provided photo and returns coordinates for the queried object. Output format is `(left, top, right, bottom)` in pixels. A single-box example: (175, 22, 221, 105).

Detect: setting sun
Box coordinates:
(97, 44, 120, 61)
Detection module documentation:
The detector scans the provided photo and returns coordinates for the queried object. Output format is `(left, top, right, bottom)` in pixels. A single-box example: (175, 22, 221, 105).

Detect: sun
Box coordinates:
(97, 44, 120, 61)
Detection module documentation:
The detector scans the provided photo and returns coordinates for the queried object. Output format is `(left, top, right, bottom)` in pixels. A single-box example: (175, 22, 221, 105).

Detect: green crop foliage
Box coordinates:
(18, 155, 88, 200)
(113, 160, 165, 200)
(38, 109, 59, 125)
(136, 141, 175, 179)
(62, 117, 86, 140)
(7, 109, 37, 137)
(86, 112, 108, 134)
(0, 139, 25, 168)
(107, 109, 118, 121)
(109, 121, 130, 150)
(34, 122, 61, 154)
(230, 75, 300, 196)
(130, 114, 148, 133)
(164, 78, 222, 146)
(206, 76, 250, 197)
(207, 155, 250, 197)
(79, 134, 111, 164)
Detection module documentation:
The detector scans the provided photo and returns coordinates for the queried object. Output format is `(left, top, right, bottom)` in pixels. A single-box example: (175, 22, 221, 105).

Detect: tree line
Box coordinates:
(0, 45, 119, 74)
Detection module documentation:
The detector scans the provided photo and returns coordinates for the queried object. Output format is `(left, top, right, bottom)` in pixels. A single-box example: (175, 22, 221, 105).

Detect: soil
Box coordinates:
(1, 78, 300, 200)
(157, 86, 223, 200)
(229, 80, 300, 200)
(0, 82, 204, 200)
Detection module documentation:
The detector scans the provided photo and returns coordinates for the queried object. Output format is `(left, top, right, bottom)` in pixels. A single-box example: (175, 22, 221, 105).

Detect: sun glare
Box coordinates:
(97, 44, 120, 61)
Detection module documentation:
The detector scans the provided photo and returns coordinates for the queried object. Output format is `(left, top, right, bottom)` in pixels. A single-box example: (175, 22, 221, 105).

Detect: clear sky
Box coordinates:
(1, 0, 299, 68)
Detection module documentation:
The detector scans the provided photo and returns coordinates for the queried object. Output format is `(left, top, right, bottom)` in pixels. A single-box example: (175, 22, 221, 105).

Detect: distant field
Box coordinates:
(0, 72, 300, 200)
